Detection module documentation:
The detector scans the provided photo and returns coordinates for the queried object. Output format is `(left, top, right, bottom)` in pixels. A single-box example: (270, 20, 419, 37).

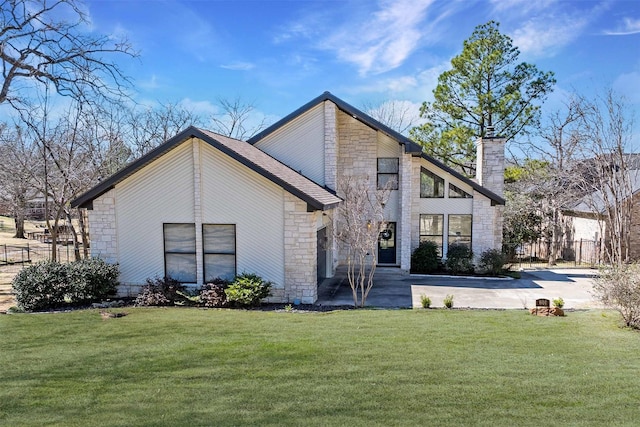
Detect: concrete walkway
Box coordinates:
(316, 267, 601, 309)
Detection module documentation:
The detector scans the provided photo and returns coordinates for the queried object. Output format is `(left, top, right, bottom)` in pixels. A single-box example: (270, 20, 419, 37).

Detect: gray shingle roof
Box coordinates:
(70, 126, 342, 211)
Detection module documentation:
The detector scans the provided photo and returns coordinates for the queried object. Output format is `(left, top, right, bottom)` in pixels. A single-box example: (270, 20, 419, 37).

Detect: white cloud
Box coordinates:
(220, 62, 256, 71)
(510, 15, 590, 58)
(139, 74, 160, 90)
(178, 98, 218, 117)
(603, 17, 640, 36)
(323, 0, 435, 75)
(490, 0, 558, 14)
(613, 71, 640, 104)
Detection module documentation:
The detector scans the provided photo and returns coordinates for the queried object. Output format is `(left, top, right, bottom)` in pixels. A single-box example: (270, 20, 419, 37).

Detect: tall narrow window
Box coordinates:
(420, 168, 444, 198)
(449, 183, 472, 198)
(164, 223, 196, 283)
(419, 214, 444, 254)
(448, 215, 472, 249)
(203, 224, 236, 281)
(377, 158, 399, 190)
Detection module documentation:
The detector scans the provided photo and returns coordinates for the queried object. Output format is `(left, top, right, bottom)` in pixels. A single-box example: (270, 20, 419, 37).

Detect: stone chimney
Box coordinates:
(475, 128, 505, 197)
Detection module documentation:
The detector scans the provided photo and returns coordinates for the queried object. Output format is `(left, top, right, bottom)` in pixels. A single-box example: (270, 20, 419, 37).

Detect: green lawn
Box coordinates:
(1, 308, 639, 426)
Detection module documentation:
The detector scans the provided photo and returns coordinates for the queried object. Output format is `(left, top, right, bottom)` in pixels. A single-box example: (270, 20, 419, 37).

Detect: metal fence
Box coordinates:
(506, 239, 602, 268)
(0, 242, 87, 268)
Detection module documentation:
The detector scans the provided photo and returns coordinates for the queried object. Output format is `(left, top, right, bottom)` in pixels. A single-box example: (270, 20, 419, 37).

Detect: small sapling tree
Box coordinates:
(334, 175, 391, 307)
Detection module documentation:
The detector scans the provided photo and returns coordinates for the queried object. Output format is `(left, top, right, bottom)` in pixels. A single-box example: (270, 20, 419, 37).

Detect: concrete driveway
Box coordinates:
(316, 267, 601, 309)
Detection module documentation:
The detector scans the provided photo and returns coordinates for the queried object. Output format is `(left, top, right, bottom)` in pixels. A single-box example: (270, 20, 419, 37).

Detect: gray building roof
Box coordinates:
(70, 126, 342, 211)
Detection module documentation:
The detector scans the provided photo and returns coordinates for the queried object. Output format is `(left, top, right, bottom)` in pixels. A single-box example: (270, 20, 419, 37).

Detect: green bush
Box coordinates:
(420, 294, 431, 308)
(67, 258, 119, 303)
(411, 241, 441, 273)
(12, 259, 119, 311)
(225, 273, 272, 307)
(134, 276, 185, 307)
(443, 294, 454, 309)
(477, 249, 506, 276)
(12, 261, 69, 311)
(199, 278, 230, 308)
(552, 297, 564, 308)
(445, 244, 474, 275)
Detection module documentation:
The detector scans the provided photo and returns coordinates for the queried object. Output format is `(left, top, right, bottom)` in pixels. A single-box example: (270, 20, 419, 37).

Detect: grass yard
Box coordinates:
(1, 308, 639, 426)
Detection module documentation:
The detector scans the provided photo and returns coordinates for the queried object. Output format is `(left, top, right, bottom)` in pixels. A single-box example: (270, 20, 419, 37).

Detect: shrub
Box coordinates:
(420, 294, 431, 309)
(477, 249, 506, 276)
(552, 297, 564, 308)
(411, 241, 441, 273)
(445, 244, 474, 275)
(593, 264, 640, 328)
(199, 278, 230, 308)
(225, 273, 272, 307)
(12, 261, 68, 311)
(11, 259, 119, 311)
(134, 276, 185, 307)
(443, 294, 454, 309)
(67, 258, 119, 304)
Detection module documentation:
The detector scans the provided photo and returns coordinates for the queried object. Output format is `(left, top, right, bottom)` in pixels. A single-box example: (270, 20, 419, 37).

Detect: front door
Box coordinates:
(378, 222, 396, 264)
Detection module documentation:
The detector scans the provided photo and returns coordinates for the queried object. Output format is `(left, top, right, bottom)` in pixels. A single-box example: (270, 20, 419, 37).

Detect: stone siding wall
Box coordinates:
(472, 193, 502, 255)
(87, 189, 117, 264)
(473, 136, 505, 255)
(336, 111, 378, 264)
(399, 153, 417, 270)
(281, 192, 318, 304)
(476, 137, 505, 197)
(324, 101, 337, 191)
(337, 111, 377, 181)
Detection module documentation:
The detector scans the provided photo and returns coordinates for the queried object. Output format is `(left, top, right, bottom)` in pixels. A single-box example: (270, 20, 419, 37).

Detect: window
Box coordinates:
(419, 214, 444, 254)
(449, 183, 472, 198)
(377, 158, 399, 190)
(420, 168, 444, 198)
(203, 224, 236, 281)
(448, 215, 472, 249)
(164, 223, 196, 283)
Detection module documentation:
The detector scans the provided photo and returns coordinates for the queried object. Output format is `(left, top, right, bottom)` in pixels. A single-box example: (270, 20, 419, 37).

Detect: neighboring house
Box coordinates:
(562, 163, 640, 262)
(71, 92, 505, 303)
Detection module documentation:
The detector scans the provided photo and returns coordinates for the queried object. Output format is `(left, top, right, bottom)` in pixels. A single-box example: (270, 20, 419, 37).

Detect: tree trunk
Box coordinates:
(13, 213, 26, 239)
(65, 209, 81, 261)
(78, 207, 89, 258)
(13, 193, 26, 238)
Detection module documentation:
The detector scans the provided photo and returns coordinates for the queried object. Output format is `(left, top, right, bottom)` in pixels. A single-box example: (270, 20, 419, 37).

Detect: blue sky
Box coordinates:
(78, 0, 640, 134)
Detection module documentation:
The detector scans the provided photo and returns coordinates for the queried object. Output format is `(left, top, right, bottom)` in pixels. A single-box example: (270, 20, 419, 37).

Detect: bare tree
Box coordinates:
(0, 0, 137, 111)
(0, 123, 39, 237)
(362, 99, 419, 135)
(333, 176, 391, 307)
(128, 102, 202, 158)
(577, 90, 637, 265)
(528, 98, 587, 265)
(210, 97, 268, 140)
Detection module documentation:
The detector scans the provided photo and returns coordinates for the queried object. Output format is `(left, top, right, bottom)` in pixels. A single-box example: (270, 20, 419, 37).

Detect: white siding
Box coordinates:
(116, 143, 195, 284)
(377, 133, 400, 157)
(200, 141, 286, 287)
(253, 103, 325, 185)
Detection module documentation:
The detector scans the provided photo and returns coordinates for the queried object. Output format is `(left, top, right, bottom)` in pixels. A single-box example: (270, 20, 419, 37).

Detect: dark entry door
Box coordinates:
(317, 227, 327, 282)
(378, 222, 396, 264)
